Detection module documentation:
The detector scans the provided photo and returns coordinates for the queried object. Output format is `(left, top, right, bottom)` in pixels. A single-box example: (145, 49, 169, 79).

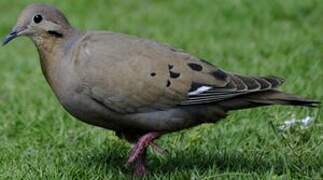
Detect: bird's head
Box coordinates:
(3, 4, 71, 46)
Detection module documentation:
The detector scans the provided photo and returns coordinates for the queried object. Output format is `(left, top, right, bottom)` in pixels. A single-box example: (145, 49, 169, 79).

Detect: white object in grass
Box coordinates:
(279, 116, 314, 130)
(300, 116, 314, 127)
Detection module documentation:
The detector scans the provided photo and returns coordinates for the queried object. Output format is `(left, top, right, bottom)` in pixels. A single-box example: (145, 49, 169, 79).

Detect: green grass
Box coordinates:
(0, 0, 322, 179)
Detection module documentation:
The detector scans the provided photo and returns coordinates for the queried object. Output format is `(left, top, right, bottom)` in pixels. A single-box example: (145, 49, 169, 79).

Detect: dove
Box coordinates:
(3, 4, 319, 176)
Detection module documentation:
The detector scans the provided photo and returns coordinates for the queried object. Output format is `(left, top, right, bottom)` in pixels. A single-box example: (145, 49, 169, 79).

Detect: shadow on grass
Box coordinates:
(71, 146, 292, 177)
(150, 149, 277, 175)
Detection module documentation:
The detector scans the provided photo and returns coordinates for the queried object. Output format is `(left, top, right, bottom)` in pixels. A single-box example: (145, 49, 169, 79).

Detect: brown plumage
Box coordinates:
(3, 4, 319, 176)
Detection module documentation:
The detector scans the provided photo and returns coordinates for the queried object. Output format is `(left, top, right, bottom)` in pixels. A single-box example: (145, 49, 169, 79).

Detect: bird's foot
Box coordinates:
(132, 152, 148, 176)
(126, 132, 162, 176)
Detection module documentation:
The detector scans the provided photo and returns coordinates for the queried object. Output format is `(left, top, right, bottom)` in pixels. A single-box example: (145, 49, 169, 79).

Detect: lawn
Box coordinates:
(0, 0, 322, 179)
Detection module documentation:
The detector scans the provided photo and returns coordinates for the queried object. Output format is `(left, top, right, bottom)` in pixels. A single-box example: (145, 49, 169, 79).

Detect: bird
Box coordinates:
(3, 4, 319, 176)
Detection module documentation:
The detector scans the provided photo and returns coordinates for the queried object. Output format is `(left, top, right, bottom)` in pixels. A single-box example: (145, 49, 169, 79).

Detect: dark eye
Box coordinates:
(33, 14, 43, 24)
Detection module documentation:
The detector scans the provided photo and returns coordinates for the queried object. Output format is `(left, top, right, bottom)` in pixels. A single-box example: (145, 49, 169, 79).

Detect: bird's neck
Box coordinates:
(36, 38, 63, 88)
(33, 28, 83, 90)
(33, 27, 79, 56)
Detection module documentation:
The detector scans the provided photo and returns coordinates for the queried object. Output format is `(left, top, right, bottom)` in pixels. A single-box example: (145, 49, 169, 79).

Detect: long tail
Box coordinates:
(218, 90, 320, 111)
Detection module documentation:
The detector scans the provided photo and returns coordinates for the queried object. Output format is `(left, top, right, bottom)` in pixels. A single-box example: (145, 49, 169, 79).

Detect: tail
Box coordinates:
(218, 90, 320, 111)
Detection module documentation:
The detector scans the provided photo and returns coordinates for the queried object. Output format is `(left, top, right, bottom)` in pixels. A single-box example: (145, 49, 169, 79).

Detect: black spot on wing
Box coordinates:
(166, 80, 171, 87)
(211, 69, 228, 81)
(188, 63, 203, 71)
(169, 71, 180, 79)
(150, 72, 156, 77)
(168, 64, 174, 70)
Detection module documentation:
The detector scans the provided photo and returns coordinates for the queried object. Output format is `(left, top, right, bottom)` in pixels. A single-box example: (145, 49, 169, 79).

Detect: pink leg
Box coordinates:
(133, 149, 147, 176)
(126, 132, 163, 176)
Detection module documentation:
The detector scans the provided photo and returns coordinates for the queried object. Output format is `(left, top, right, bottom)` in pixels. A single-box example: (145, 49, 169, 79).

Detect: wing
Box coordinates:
(181, 74, 284, 105)
(72, 31, 284, 114)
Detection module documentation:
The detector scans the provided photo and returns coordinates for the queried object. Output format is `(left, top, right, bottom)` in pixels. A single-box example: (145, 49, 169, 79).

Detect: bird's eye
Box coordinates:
(33, 14, 43, 24)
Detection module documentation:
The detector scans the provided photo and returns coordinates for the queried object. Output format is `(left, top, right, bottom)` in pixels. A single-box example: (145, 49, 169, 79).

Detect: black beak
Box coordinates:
(2, 30, 18, 46)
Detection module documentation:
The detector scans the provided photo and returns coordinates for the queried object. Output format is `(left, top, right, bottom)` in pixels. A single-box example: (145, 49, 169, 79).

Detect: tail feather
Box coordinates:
(218, 90, 320, 111)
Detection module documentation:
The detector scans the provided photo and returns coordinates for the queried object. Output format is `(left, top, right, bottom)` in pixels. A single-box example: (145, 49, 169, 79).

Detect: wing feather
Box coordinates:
(181, 73, 284, 105)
